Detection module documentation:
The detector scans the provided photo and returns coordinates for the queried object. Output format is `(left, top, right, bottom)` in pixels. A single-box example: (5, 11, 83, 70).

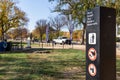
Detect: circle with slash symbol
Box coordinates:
(88, 48, 97, 61)
(88, 64, 97, 77)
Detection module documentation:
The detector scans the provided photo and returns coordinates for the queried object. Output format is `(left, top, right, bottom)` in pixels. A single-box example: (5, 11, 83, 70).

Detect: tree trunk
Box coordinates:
(39, 35, 41, 47)
(56, 30, 60, 38)
(1, 25, 4, 41)
(81, 23, 86, 45)
(40, 34, 43, 48)
(70, 31, 73, 41)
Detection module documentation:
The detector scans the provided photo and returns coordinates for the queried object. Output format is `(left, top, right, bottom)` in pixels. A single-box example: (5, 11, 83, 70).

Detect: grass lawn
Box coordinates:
(1, 49, 120, 80)
(0, 49, 85, 80)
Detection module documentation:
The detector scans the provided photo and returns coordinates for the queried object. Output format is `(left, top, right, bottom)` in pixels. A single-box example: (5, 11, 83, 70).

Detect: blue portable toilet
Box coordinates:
(0, 42, 4, 51)
(0, 41, 7, 52)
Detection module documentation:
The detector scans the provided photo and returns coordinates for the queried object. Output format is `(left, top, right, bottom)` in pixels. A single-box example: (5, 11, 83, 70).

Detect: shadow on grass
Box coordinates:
(0, 54, 85, 80)
(1, 48, 53, 54)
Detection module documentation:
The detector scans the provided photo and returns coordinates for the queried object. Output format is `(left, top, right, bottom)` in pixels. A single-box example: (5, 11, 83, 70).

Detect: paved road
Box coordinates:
(117, 49, 120, 55)
(31, 43, 120, 55)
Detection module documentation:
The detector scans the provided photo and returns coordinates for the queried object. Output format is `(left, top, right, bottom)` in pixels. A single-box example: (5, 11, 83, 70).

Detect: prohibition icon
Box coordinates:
(88, 48, 97, 61)
(88, 64, 97, 77)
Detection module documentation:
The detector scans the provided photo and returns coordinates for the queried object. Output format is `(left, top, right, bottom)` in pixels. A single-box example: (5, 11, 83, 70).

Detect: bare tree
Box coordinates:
(65, 15, 77, 41)
(35, 19, 47, 43)
(50, 15, 66, 38)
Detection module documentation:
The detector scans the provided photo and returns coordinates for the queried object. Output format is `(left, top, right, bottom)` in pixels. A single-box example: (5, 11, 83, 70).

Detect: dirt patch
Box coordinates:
(62, 67, 84, 78)
(117, 55, 120, 59)
(33, 50, 51, 54)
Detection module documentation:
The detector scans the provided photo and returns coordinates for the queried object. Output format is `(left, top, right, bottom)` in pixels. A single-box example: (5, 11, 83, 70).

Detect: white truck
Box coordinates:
(53, 36, 68, 44)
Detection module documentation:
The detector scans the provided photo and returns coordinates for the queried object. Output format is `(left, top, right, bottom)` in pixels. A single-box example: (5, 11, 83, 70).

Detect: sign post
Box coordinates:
(86, 6, 116, 80)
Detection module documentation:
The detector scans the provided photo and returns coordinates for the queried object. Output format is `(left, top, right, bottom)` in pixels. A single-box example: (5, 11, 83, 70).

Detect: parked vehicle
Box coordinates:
(32, 39, 39, 42)
(65, 39, 72, 45)
(53, 36, 71, 45)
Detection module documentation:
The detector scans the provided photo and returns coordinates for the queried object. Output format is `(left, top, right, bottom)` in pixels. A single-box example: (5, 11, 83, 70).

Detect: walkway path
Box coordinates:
(31, 43, 120, 55)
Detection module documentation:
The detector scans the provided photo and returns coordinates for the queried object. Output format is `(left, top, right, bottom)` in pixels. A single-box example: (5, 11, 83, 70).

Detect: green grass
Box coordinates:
(1, 49, 120, 79)
(0, 49, 85, 80)
(116, 58, 120, 76)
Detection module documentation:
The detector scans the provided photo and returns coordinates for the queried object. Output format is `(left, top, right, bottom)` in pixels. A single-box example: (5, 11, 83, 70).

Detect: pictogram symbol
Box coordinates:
(88, 64, 97, 77)
(88, 33, 96, 45)
(88, 48, 97, 61)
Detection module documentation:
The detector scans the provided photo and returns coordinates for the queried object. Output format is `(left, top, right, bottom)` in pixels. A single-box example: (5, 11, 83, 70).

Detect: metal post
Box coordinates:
(86, 6, 116, 80)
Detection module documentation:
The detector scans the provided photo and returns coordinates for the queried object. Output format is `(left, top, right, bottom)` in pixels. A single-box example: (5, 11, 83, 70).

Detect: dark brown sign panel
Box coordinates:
(86, 6, 116, 80)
